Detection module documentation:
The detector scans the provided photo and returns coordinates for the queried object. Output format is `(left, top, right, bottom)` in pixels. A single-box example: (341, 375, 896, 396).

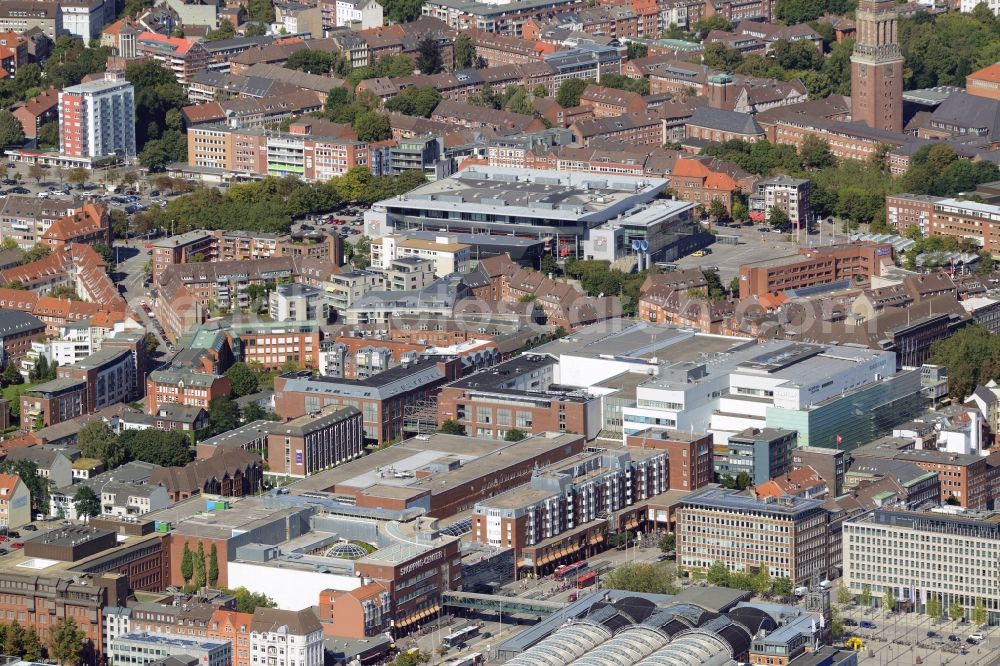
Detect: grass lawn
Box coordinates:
(1, 382, 34, 407)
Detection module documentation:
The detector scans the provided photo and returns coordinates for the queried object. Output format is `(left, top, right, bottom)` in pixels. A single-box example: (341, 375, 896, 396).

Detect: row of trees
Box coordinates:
(706, 561, 795, 598)
(131, 170, 425, 237)
(0, 617, 86, 666)
(180, 541, 220, 590)
(844, 584, 988, 626)
(76, 422, 195, 470)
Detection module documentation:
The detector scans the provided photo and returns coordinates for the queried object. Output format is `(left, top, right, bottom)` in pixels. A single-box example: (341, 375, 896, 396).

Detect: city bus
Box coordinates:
(575, 571, 599, 588)
(553, 561, 588, 581)
(442, 625, 480, 649)
(448, 653, 484, 666)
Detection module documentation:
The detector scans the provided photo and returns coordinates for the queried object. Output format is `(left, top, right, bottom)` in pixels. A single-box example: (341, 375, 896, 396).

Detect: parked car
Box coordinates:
(969, 633, 984, 642)
(948, 634, 960, 642)
(927, 631, 938, 638)
(859, 621, 876, 629)
(11, 543, 22, 549)
(843, 619, 858, 627)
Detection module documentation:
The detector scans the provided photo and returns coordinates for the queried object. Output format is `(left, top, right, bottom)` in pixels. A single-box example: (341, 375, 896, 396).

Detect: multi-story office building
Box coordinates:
(437, 354, 603, 441)
(883, 195, 1000, 258)
(59, 77, 136, 160)
(624, 429, 715, 491)
(58, 347, 137, 413)
(146, 369, 231, 413)
(792, 446, 847, 497)
(737, 243, 894, 299)
(0, 1, 60, 40)
(676, 487, 831, 584)
(715, 427, 796, 486)
(365, 167, 705, 262)
(20, 377, 86, 428)
(187, 123, 369, 182)
(265, 405, 364, 478)
(227, 320, 321, 370)
(274, 357, 463, 444)
(0, 309, 44, 365)
(135, 32, 209, 86)
(471, 448, 669, 576)
(110, 633, 231, 666)
(843, 508, 1000, 621)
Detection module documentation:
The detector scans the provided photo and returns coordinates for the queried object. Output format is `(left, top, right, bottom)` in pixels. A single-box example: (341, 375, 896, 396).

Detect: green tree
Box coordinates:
(194, 541, 206, 588)
(286, 49, 334, 74)
(384, 86, 441, 118)
(204, 19, 236, 41)
(145, 333, 159, 354)
(21, 627, 41, 662)
(731, 200, 748, 223)
(352, 236, 372, 269)
(799, 135, 835, 170)
(246, 0, 274, 22)
(753, 567, 772, 597)
(602, 562, 678, 594)
(72, 486, 101, 520)
(860, 584, 872, 608)
(768, 206, 791, 232)
(228, 586, 278, 613)
(504, 428, 527, 441)
(557, 78, 588, 108)
(2, 362, 23, 385)
(209, 543, 219, 587)
(882, 586, 895, 612)
(48, 617, 85, 666)
(949, 600, 964, 622)
(454, 33, 475, 69)
(118, 429, 192, 467)
(242, 403, 280, 422)
(927, 593, 941, 618)
(532, 84, 547, 98)
(930, 324, 1000, 400)
(467, 82, 501, 109)
(659, 533, 675, 552)
(353, 112, 391, 143)
(208, 396, 240, 435)
(773, 577, 793, 598)
(390, 650, 430, 666)
(38, 121, 59, 148)
(505, 87, 535, 116)
(3, 620, 23, 656)
(226, 362, 260, 397)
(438, 419, 465, 435)
(836, 584, 852, 606)
(0, 110, 24, 147)
(707, 561, 730, 586)
(181, 542, 194, 583)
(540, 254, 558, 276)
(693, 14, 732, 37)
(77, 421, 120, 466)
(415, 36, 444, 74)
(67, 167, 89, 189)
(707, 198, 730, 222)
(703, 42, 743, 71)
(972, 597, 987, 626)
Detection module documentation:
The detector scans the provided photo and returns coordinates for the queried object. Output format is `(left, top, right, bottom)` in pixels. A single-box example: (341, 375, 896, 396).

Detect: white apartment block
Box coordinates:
(334, 0, 382, 28)
(250, 609, 324, 666)
(843, 508, 1000, 622)
(59, 76, 136, 160)
(370, 234, 471, 277)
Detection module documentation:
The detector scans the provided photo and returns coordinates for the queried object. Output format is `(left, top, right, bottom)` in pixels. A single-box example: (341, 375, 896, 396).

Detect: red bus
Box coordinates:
(575, 572, 598, 588)
(554, 562, 587, 581)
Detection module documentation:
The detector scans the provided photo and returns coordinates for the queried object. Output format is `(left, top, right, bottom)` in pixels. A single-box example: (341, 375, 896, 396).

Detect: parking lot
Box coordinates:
(842, 605, 1000, 665)
(673, 220, 851, 283)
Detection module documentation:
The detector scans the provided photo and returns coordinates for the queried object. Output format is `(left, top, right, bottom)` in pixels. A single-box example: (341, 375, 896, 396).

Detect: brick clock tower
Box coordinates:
(850, 0, 904, 133)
